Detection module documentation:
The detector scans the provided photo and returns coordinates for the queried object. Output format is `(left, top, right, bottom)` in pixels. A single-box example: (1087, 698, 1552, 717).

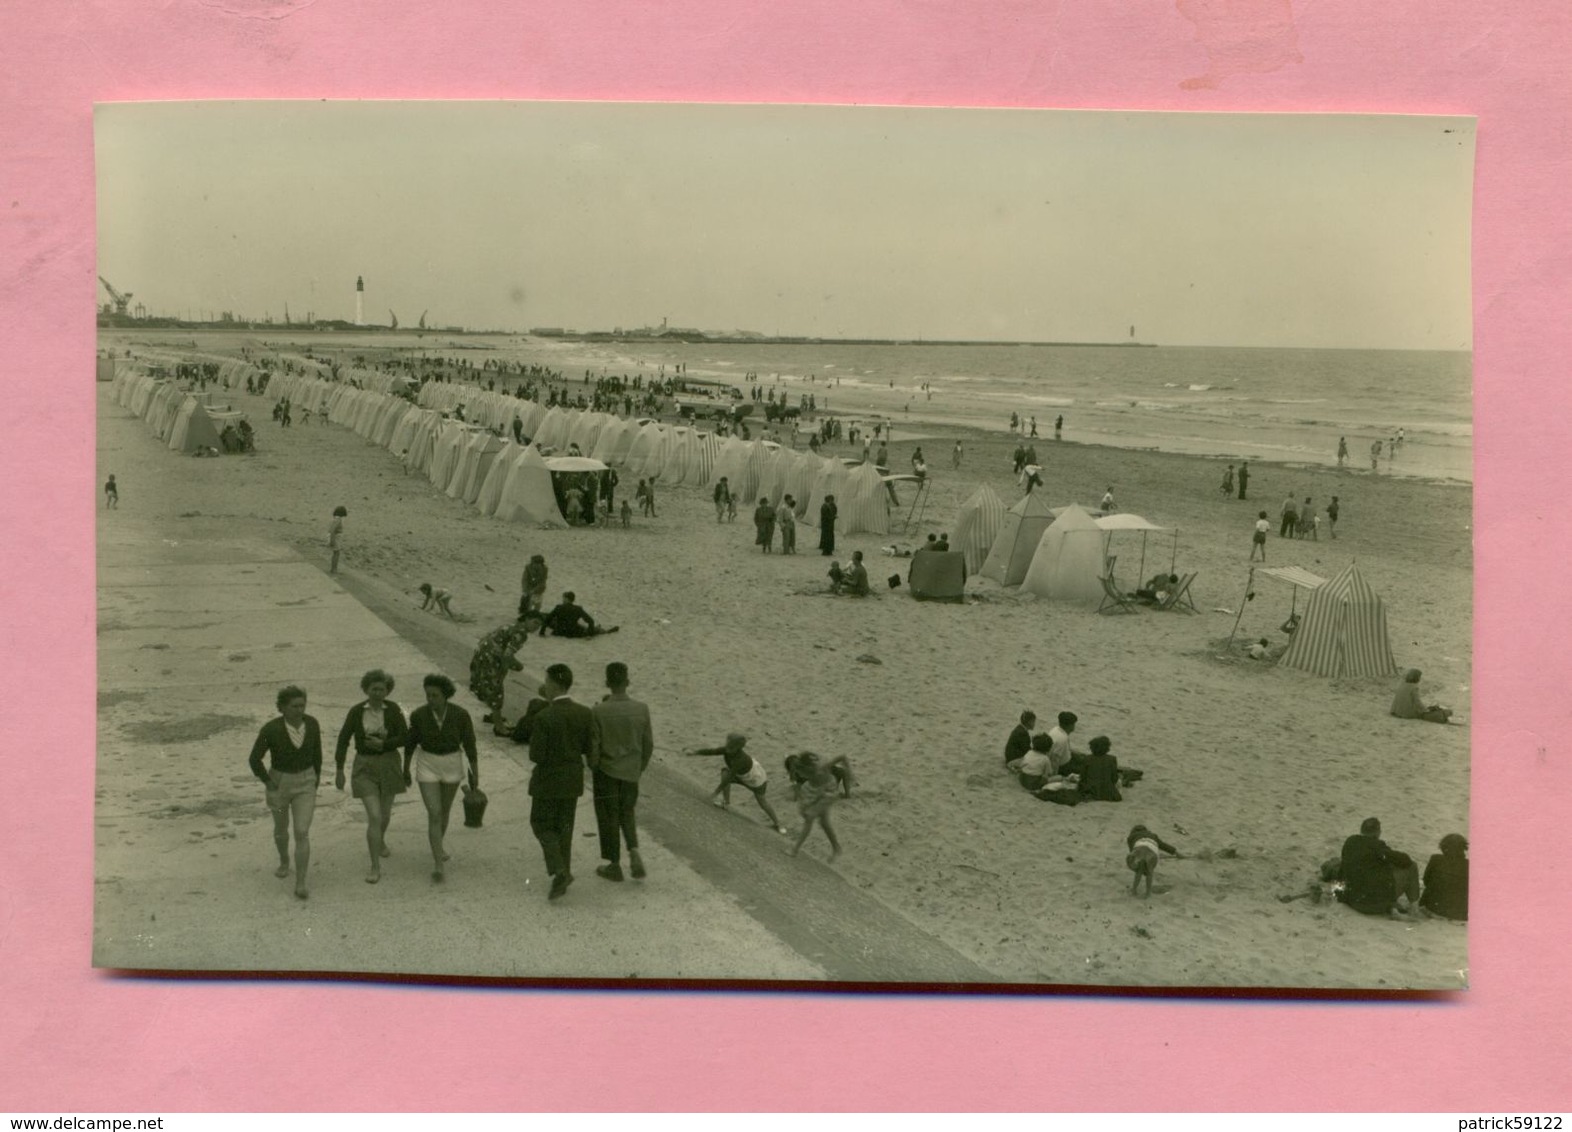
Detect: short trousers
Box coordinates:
(1252, 531, 1267, 545)
(728, 762, 768, 791)
(415, 749, 467, 785)
(266, 768, 317, 812)
(352, 751, 407, 799)
(1126, 845, 1159, 872)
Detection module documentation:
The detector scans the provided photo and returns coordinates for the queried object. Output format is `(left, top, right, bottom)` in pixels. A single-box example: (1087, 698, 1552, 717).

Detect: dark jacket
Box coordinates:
(1004, 724, 1032, 767)
(544, 601, 595, 635)
(528, 696, 594, 798)
(333, 700, 410, 769)
(1077, 751, 1123, 801)
(1339, 833, 1413, 915)
(1420, 852, 1468, 921)
(403, 703, 480, 778)
(248, 715, 324, 783)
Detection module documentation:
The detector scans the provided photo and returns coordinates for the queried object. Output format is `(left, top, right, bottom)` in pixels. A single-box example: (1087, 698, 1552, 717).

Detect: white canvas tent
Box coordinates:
(980, 492, 1058, 586)
(1021, 504, 1106, 604)
(494, 445, 564, 526)
(840, 462, 891, 536)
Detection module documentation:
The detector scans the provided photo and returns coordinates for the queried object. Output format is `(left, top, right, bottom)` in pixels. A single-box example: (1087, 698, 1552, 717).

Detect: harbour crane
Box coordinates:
(98, 276, 133, 316)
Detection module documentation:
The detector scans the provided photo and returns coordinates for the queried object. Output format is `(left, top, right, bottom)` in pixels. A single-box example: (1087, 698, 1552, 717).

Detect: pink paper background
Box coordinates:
(4, 0, 1568, 1112)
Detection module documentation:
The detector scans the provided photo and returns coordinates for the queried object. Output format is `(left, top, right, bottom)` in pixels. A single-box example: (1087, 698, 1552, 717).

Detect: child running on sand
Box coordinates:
(787, 752, 847, 861)
(1250, 511, 1269, 561)
(684, 733, 787, 833)
(418, 583, 457, 619)
(1126, 824, 1181, 898)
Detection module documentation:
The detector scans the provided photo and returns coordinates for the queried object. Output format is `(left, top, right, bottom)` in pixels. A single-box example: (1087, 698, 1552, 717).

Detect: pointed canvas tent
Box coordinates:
(840, 462, 891, 536)
(784, 451, 822, 516)
(1277, 563, 1398, 678)
(1021, 504, 1105, 604)
(805, 458, 851, 525)
(494, 445, 565, 526)
(951, 484, 1006, 576)
(167, 397, 224, 454)
(625, 423, 665, 479)
(980, 492, 1058, 586)
(476, 440, 518, 516)
(591, 417, 634, 464)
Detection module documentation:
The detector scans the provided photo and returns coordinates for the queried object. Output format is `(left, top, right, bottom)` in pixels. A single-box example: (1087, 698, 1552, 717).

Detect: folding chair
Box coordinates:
(1156, 572, 1199, 614)
(1097, 573, 1140, 614)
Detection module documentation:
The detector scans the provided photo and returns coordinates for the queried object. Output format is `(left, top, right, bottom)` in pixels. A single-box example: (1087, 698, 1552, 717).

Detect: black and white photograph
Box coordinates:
(94, 101, 1473, 988)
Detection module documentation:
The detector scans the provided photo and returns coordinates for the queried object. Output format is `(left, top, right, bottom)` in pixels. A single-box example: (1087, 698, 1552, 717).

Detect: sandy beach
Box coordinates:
(97, 338, 1471, 989)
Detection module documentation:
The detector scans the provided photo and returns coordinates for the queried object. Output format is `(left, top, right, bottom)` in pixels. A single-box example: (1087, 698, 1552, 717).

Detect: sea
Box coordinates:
(546, 341, 1474, 485)
(126, 331, 1475, 484)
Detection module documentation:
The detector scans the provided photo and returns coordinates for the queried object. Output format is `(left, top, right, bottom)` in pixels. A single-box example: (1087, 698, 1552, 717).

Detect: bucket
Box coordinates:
(461, 785, 489, 828)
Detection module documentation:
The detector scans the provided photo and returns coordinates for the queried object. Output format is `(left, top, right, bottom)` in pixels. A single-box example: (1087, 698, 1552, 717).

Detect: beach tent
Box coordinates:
(461, 434, 508, 505)
(591, 417, 635, 465)
(625, 422, 665, 479)
(908, 550, 967, 602)
(96, 355, 115, 382)
(784, 451, 823, 516)
(545, 455, 611, 524)
(951, 484, 1006, 576)
(494, 445, 564, 526)
(805, 457, 851, 525)
(1277, 562, 1398, 678)
(841, 461, 891, 536)
(980, 492, 1058, 586)
(167, 397, 224, 454)
(533, 407, 569, 451)
(476, 440, 517, 516)
(1021, 504, 1106, 604)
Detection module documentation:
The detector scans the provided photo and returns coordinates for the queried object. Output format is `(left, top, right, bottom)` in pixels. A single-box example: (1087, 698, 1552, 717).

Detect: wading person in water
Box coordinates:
(248, 685, 322, 900)
(334, 669, 409, 884)
(402, 674, 479, 883)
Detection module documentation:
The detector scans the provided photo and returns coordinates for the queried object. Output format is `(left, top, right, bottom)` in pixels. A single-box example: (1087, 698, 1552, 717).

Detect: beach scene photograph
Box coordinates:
(93, 101, 1474, 989)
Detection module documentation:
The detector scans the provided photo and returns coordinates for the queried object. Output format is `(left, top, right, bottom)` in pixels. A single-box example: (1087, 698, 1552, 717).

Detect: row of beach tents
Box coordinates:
(111, 368, 247, 455)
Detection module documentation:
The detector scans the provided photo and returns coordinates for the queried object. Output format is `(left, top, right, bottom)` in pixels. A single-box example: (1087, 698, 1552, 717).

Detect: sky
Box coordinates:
(94, 102, 1475, 349)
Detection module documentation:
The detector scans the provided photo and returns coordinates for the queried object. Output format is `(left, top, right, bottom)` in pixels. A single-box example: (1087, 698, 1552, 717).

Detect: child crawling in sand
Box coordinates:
(786, 751, 847, 861)
(1126, 824, 1181, 898)
(418, 583, 457, 619)
(684, 733, 787, 833)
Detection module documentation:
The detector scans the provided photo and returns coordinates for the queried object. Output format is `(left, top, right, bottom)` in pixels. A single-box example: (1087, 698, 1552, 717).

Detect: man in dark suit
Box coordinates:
(1003, 710, 1036, 768)
(540, 592, 619, 638)
(528, 663, 595, 900)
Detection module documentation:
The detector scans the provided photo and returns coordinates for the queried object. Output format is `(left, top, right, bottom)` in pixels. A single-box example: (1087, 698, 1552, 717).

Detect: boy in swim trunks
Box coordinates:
(1126, 824, 1181, 898)
(685, 732, 786, 833)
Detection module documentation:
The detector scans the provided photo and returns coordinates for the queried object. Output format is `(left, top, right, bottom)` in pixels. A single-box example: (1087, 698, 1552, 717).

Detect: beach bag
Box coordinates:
(461, 784, 489, 828)
(1038, 785, 1081, 806)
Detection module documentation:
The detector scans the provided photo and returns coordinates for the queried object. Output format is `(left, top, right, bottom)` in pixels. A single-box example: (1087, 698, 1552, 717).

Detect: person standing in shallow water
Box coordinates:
(248, 684, 322, 900)
(819, 493, 838, 556)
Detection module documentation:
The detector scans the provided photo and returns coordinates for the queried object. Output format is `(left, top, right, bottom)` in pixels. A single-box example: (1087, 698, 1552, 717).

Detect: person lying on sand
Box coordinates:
(540, 591, 620, 638)
(1390, 668, 1454, 724)
(828, 550, 870, 596)
(418, 583, 457, 619)
(683, 732, 786, 833)
(1126, 824, 1181, 898)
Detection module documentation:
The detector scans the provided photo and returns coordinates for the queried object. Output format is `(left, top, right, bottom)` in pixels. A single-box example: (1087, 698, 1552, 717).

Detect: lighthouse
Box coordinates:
(355, 275, 364, 326)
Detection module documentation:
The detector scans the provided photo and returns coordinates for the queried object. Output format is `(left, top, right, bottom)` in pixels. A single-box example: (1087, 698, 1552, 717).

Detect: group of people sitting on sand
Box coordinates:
(1001, 710, 1143, 806)
(1283, 817, 1468, 922)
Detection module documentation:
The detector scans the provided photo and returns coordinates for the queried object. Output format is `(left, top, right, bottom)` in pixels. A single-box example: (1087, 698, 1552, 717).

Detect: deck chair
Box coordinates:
(1097, 573, 1140, 614)
(1156, 572, 1198, 614)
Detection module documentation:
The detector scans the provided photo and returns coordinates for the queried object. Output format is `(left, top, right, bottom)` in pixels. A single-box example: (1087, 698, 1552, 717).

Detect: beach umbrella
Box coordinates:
(1092, 513, 1173, 589)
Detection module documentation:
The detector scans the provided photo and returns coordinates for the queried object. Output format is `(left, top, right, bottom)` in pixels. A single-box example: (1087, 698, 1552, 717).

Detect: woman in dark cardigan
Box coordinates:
(247, 684, 323, 899)
(402, 674, 479, 883)
(334, 669, 410, 885)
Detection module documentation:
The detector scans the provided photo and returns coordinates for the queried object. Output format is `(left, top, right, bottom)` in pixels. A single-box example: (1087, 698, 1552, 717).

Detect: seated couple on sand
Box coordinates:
(1314, 818, 1468, 921)
(827, 551, 870, 596)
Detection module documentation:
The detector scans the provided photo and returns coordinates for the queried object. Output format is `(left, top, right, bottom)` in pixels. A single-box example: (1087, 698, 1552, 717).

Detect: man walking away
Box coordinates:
(589, 662, 655, 882)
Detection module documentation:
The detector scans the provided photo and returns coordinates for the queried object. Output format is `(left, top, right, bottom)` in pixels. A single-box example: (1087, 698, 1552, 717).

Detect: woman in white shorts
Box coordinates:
(401, 674, 479, 883)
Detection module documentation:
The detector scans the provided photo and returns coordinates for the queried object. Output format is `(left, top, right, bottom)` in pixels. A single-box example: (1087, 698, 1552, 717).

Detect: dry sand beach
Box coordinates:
(96, 334, 1470, 990)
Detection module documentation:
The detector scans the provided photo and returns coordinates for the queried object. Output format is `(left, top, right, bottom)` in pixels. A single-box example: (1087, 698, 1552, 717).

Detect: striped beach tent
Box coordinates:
(756, 446, 792, 506)
(656, 427, 692, 484)
(712, 437, 750, 495)
(784, 451, 823, 516)
(840, 461, 891, 536)
(476, 440, 518, 516)
(805, 458, 851, 525)
(951, 484, 1007, 575)
(1278, 563, 1398, 678)
(685, 430, 720, 486)
(980, 491, 1057, 586)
